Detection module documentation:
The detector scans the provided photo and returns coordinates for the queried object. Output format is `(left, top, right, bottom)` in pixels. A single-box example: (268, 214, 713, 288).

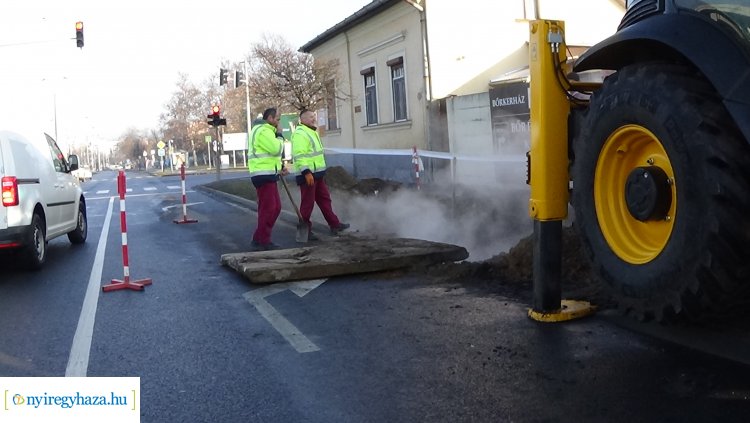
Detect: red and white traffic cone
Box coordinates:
(102, 170, 152, 292)
(174, 163, 197, 224)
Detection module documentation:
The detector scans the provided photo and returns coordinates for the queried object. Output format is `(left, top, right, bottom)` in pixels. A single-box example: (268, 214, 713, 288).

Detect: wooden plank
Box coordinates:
(220, 236, 468, 284)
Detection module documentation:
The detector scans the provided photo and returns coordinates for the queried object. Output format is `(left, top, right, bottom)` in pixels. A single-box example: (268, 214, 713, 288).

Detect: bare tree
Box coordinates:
(114, 127, 146, 165)
(246, 34, 340, 113)
(160, 73, 210, 152)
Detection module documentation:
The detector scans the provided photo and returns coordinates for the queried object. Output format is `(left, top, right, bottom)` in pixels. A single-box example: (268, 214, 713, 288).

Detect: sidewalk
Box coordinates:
(148, 165, 248, 178)
(196, 176, 349, 240)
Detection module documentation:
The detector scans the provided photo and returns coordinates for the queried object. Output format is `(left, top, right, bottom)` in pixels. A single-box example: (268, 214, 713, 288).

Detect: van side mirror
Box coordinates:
(68, 154, 80, 171)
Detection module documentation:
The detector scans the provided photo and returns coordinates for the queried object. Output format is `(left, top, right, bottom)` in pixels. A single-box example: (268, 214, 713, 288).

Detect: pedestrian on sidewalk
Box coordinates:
(291, 109, 349, 239)
(248, 107, 287, 250)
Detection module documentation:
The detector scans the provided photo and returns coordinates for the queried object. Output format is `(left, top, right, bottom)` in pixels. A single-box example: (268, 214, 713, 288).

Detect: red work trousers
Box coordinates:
(253, 181, 281, 245)
(299, 177, 341, 230)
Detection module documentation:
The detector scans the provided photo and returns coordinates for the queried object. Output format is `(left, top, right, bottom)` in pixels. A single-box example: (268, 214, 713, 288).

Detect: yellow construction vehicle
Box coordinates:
(528, 0, 750, 322)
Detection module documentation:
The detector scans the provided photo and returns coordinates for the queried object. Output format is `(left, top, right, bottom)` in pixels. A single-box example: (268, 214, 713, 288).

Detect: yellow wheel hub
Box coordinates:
(594, 125, 676, 264)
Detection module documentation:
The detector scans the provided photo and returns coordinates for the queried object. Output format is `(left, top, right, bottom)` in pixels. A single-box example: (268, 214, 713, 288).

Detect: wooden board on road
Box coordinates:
(220, 236, 469, 284)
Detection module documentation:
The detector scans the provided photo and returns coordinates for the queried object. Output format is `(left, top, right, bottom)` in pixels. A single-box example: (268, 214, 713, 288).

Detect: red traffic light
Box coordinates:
(75, 21, 84, 48)
(211, 105, 220, 115)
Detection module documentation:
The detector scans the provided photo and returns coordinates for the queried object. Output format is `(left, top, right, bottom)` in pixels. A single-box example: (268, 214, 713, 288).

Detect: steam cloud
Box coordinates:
(329, 174, 532, 262)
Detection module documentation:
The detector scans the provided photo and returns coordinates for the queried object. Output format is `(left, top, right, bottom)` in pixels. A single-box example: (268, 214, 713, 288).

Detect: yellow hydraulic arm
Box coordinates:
(528, 20, 569, 221)
(527, 20, 595, 322)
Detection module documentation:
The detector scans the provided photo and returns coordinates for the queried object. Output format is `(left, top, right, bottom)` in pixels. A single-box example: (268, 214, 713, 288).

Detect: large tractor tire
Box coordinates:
(571, 63, 750, 321)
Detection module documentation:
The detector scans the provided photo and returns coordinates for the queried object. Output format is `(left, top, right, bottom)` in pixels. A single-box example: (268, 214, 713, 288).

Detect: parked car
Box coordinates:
(0, 130, 87, 269)
(72, 165, 93, 182)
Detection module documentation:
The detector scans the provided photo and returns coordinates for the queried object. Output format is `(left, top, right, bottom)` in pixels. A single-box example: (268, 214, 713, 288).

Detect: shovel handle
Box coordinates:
(279, 175, 304, 221)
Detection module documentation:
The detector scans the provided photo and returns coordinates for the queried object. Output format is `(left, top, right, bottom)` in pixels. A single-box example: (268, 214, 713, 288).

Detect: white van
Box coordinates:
(0, 130, 87, 269)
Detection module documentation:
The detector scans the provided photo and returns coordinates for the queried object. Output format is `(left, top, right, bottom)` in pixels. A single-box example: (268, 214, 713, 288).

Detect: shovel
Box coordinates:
(279, 175, 309, 243)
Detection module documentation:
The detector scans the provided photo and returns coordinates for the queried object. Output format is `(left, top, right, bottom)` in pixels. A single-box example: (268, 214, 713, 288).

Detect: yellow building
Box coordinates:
(301, 0, 625, 183)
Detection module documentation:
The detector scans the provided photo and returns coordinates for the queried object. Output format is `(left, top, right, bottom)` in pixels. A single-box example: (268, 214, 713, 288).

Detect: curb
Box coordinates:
(195, 185, 332, 236)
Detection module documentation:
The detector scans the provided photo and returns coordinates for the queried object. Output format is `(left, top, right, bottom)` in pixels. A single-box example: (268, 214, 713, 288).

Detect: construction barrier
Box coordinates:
(324, 146, 525, 187)
(412, 146, 422, 190)
(102, 170, 153, 292)
(174, 164, 198, 224)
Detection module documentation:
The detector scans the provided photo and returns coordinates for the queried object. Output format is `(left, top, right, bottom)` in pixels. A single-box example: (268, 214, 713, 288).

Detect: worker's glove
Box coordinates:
(304, 172, 314, 186)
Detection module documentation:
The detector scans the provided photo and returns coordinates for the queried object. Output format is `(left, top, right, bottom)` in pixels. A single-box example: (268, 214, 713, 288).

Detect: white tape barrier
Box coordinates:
(324, 147, 525, 164)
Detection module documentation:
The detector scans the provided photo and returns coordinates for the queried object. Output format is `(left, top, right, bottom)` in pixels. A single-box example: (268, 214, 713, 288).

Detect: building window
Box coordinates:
(388, 57, 407, 121)
(325, 80, 339, 130)
(361, 67, 378, 125)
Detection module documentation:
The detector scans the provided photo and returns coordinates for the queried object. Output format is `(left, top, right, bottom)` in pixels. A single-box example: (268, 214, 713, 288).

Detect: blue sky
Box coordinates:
(0, 0, 370, 150)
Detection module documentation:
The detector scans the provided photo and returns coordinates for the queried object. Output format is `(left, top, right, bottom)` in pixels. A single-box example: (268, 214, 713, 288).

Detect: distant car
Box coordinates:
(0, 130, 87, 269)
(72, 165, 93, 182)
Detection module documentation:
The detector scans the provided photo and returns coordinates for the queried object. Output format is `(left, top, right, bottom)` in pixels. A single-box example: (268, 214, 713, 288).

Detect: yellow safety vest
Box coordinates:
(248, 122, 284, 177)
(292, 124, 326, 174)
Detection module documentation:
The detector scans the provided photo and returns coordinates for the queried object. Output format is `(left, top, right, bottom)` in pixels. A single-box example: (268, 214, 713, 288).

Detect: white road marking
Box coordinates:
(143, 187, 157, 191)
(161, 202, 204, 212)
(95, 190, 109, 194)
(243, 279, 328, 353)
(166, 185, 181, 190)
(86, 190, 196, 201)
(66, 196, 114, 377)
(225, 202, 249, 212)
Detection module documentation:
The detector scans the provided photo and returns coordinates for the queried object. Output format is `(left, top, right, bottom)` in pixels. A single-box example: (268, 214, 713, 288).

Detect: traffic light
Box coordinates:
(75, 21, 84, 48)
(219, 69, 228, 86)
(207, 105, 226, 127)
(235, 71, 243, 88)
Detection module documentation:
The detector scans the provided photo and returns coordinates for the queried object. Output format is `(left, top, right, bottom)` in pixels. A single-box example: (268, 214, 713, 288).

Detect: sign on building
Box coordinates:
(488, 81, 530, 155)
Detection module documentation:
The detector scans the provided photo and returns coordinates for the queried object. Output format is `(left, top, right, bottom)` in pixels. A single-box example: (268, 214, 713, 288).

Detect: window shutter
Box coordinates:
(386, 57, 403, 67)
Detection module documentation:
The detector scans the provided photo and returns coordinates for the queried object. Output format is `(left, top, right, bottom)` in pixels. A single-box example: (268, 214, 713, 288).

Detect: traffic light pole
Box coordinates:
(243, 60, 252, 157)
(215, 125, 222, 181)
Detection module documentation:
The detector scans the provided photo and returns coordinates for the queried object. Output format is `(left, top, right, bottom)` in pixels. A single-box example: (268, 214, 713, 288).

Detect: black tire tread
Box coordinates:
(572, 62, 750, 322)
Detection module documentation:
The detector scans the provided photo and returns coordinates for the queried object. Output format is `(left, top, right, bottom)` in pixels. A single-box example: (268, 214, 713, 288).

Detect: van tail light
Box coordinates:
(2, 176, 19, 206)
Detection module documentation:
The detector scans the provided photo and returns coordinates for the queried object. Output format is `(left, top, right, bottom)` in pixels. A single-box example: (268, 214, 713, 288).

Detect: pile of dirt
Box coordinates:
(325, 166, 402, 196)
(322, 166, 609, 306)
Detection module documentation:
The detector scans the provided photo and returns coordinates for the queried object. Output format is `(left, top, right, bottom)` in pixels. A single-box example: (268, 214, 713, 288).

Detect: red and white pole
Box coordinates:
(102, 170, 152, 292)
(412, 146, 421, 191)
(174, 163, 197, 224)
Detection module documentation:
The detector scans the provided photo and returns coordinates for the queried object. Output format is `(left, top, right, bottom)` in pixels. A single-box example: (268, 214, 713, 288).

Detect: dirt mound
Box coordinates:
(326, 166, 402, 196)
(325, 166, 359, 190)
(280, 165, 609, 306)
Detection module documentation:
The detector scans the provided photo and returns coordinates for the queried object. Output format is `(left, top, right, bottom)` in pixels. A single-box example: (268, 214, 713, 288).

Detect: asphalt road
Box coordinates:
(1, 169, 749, 422)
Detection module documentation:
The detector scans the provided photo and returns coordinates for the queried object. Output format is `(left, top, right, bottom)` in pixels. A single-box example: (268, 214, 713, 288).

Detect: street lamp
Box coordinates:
(40, 76, 67, 144)
(168, 139, 174, 171)
(241, 60, 252, 144)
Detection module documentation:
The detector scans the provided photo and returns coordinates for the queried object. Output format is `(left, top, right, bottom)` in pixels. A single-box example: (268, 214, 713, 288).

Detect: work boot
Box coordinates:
(251, 240, 280, 251)
(330, 223, 350, 235)
(307, 232, 320, 241)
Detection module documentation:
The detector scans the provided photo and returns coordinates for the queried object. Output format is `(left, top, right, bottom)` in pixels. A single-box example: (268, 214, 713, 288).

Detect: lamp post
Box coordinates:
(242, 60, 252, 149)
(41, 76, 67, 143)
(168, 139, 174, 171)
